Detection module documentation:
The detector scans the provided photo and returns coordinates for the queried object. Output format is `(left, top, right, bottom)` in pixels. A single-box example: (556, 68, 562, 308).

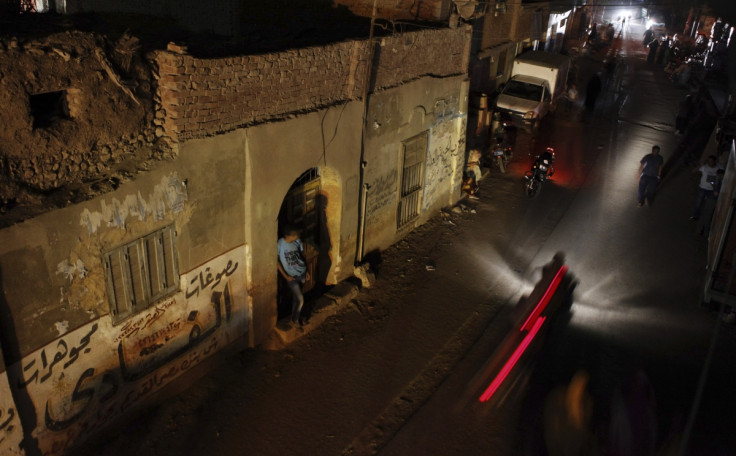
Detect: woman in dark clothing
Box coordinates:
(643, 28, 654, 46)
(585, 73, 602, 111)
(646, 38, 659, 63)
(676, 94, 695, 134)
(656, 38, 669, 64)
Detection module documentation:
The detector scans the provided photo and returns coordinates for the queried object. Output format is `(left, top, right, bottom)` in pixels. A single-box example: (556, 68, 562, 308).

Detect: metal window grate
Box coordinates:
(104, 224, 179, 324)
(397, 132, 428, 228)
(290, 168, 320, 189)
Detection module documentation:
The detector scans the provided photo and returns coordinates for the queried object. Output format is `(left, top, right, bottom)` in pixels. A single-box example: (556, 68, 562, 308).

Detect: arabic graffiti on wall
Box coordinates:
(17, 324, 99, 390)
(79, 172, 188, 235)
(4, 247, 248, 456)
(423, 115, 464, 211)
(113, 297, 177, 344)
(0, 377, 23, 455)
(365, 168, 398, 225)
(185, 259, 238, 299)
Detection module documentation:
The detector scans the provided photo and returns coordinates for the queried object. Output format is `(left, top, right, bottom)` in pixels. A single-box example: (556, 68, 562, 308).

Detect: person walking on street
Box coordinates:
(604, 56, 617, 91)
(675, 94, 695, 135)
(277, 224, 309, 327)
(691, 155, 723, 220)
(646, 38, 659, 63)
(585, 72, 602, 112)
(697, 169, 724, 237)
(637, 145, 664, 207)
(656, 37, 669, 65)
(643, 27, 654, 47)
(566, 83, 579, 112)
(589, 22, 598, 42)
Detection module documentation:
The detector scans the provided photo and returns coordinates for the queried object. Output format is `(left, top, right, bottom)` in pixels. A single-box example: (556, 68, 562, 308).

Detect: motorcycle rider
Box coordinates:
(524, 147, 556, 197)
(535, 147, 556, 177)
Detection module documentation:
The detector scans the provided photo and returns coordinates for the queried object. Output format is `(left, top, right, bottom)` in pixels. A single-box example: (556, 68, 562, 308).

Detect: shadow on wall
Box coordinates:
(316, 192, 333, 294)
(0, 265, 42, 456)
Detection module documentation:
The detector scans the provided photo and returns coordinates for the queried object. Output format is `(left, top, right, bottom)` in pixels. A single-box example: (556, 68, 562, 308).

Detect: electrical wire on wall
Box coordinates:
(318, 102, 350, 168)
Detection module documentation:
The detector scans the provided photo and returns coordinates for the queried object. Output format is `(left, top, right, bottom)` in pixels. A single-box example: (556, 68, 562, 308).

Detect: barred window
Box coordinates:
(103, 225, 179, 324)
(397, 132, 428, 228)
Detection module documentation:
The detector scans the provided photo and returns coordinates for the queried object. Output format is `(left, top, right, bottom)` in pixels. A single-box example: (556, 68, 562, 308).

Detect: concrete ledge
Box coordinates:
(261, 279, 361, 350)
(324, 280, 360, 302)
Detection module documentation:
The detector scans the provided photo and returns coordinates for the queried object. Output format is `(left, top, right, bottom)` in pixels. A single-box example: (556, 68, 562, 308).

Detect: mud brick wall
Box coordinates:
(153, 26, 470, 141)
(482, 1, 549, 47)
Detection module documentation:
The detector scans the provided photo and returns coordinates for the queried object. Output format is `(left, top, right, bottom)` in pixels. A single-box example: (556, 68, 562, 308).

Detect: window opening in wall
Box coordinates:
(29, 90, 69, 129)
(104, 225, 179, 324)
(397, 131, 428, 228)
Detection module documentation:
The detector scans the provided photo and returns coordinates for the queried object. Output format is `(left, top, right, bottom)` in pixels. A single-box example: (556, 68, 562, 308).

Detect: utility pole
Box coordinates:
(355, 0, 379, 266)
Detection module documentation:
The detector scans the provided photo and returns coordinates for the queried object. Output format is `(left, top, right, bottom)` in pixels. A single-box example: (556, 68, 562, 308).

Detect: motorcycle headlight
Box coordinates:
(539, 164, 548, 171)
(523, 111, 536, 120)
(542, 159, 549, 165)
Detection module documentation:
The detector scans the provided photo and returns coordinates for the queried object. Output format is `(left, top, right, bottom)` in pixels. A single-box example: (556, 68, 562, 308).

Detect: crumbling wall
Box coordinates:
(153, 26, 470, 141)
(0, 30, 174, 228)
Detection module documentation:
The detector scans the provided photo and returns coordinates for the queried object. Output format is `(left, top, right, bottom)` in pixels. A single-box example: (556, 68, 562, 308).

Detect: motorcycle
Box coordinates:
(524, 147, 556, 197)
(485, 114, 517, 173)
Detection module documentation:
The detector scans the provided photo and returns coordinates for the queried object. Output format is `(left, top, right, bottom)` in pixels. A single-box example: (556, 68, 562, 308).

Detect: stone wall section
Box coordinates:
(153, 26, 469, 141)
(0, 30, 175, 228)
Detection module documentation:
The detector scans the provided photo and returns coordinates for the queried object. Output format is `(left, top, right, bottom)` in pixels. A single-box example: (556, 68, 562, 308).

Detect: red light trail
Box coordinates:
(521, 265, 568, 332)
(479, 316, 546, 402)
(478, 264, 568, 402)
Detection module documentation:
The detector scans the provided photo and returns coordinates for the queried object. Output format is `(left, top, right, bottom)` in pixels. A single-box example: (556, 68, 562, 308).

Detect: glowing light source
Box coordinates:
(479, 316, 546, 402)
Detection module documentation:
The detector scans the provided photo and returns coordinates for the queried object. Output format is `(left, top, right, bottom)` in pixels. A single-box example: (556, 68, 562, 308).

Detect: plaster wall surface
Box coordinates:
(0, 128, 249, 456)
(0, 21, 471, 456)
(242, 103, 363, 342)
(361, 76, 468, 254)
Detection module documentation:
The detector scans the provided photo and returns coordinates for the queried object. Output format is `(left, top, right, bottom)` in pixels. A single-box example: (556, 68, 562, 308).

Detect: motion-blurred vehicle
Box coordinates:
(467, 254, 576, 407)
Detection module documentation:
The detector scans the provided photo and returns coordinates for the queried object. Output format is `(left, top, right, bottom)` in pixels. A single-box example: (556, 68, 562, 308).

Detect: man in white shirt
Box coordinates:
(691, 155, 723, 220)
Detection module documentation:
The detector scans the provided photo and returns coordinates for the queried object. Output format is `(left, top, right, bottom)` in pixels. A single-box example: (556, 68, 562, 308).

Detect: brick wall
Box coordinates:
(483, 7, 516, 48)
(153, 26, 469, 141)
(482, 1, 550, 49)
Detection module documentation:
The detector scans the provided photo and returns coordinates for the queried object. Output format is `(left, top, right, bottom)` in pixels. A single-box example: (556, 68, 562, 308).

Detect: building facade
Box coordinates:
(471, 0, 552, 96)
(0, 21, 471, 455)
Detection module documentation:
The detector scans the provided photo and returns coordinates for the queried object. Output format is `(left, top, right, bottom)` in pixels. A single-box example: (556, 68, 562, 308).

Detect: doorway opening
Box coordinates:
(277, 168, 330, 322)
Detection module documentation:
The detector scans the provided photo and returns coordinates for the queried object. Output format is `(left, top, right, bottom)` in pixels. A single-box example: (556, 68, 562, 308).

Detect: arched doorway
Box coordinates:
(277, 168, 334, 321)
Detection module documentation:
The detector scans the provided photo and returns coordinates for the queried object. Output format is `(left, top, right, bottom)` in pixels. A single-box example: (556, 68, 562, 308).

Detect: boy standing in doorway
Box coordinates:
(277, 225, 308, 327)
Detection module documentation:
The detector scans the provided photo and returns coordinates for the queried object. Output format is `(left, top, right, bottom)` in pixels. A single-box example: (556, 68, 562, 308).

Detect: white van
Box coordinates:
(495, 51, 571, 131)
